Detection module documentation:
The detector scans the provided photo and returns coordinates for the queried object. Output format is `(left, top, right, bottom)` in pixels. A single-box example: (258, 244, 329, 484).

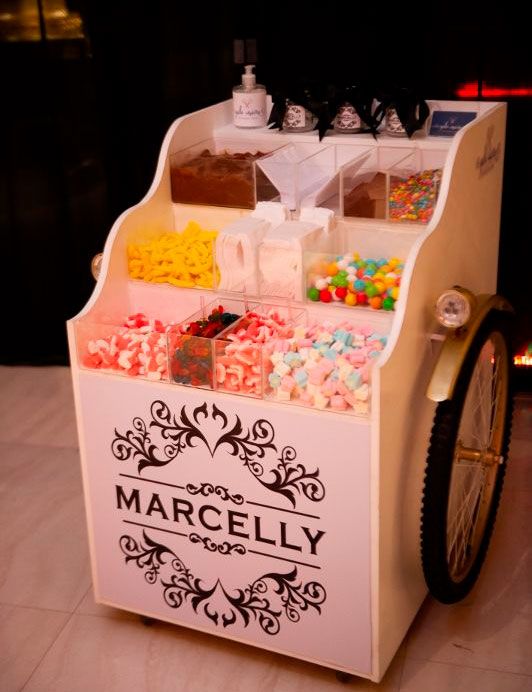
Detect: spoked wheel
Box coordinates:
(421, 310, 514, 603)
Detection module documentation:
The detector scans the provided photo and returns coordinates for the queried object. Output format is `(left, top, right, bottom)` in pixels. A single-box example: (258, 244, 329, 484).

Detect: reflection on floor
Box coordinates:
(0, 366, 531, 692)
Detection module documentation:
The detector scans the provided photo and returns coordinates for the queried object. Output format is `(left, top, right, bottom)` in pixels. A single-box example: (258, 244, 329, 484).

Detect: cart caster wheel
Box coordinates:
(140, 616, 155, 627)
(421, 310, 514, 604)
(335, 671, 353, 683)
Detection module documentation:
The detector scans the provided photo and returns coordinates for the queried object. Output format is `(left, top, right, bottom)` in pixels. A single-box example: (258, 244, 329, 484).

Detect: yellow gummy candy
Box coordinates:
(127, 220, 218, 287)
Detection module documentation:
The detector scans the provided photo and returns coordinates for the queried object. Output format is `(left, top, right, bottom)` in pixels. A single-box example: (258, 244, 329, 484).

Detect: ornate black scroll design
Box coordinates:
(119, 532, 170, 584)
(111, 417, 179, 474)
(120, 532, 326, 636)
(210, 405, 325, 507)
(186, 482, 244, 506)
(150, 399, 211, 451)
(188, 533, 246, 556)
(112, 400, 325, 507)
(225, 567, 327, 633)
(258, 446, 326, 507)
(211, 404, 276, 465)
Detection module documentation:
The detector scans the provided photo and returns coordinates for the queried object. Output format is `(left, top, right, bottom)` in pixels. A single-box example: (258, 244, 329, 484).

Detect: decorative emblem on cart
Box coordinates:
(112, 400, 325, 508)
(189, 532, 246, 555)
(120, 531, 326, 635)
(186, 482, 244, 505)
(476, 125, 501, 177)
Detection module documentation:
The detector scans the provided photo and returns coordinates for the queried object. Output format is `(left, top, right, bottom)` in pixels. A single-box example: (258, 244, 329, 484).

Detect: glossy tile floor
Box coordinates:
(1, 366, 531, 692)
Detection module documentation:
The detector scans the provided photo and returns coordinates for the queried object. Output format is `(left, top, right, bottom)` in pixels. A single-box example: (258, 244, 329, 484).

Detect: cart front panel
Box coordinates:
(76, 372, 373, 674)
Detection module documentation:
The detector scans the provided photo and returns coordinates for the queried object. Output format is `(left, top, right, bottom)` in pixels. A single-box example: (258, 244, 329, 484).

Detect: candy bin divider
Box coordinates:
(167, 298, 258, 391)
(253, 149, 292, 207)
(338, 153, 371, 217)
(213, 314, 263, 399)
(385, 172, 391, 222)
(213, 301, 307, 400)
(300, 145, 374, 215)
(259, 300, 307, 407)
(340, 147, 415, 221)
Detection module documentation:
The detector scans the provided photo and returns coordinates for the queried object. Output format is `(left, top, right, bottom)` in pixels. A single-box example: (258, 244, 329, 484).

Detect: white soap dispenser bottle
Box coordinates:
(232, 64, 267, 128)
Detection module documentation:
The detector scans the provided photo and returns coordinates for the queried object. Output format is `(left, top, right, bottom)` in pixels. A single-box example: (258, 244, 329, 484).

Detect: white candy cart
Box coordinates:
(67, 98, 513, 682)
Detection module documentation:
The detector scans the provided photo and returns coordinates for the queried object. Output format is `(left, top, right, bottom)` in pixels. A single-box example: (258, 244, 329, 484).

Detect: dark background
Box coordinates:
(0, 3, 530, 375)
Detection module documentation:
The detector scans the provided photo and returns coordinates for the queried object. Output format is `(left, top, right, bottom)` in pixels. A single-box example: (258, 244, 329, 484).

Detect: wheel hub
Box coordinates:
(455, 442, 504, 466)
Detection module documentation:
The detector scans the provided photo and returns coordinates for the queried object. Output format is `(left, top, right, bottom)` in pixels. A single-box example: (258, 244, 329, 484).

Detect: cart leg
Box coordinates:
(335, 671, 353, 683)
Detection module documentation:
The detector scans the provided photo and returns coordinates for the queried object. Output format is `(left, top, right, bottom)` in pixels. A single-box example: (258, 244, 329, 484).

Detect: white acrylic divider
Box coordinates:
(341, 146, 413, 220)
(67, 97, 507, 682)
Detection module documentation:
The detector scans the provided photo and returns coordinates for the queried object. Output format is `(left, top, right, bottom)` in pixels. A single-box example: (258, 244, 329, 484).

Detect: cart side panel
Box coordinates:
(374, 104, 507, 676)
(76, 372, 374, 675)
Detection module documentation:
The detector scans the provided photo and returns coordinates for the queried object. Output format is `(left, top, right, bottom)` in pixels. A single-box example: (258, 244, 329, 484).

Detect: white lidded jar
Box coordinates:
(233, 64, 267, 128)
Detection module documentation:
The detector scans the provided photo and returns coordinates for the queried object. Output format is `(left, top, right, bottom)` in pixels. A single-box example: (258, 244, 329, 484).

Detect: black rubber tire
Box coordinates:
(421, 310, 514, 604)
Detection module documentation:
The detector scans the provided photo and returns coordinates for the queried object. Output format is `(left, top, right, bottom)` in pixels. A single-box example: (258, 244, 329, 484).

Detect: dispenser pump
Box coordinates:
(242, 65, 257, 89)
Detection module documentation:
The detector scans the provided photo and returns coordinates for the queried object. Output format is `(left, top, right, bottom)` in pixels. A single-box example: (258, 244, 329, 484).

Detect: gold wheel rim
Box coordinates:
(446, 330, 509, 582)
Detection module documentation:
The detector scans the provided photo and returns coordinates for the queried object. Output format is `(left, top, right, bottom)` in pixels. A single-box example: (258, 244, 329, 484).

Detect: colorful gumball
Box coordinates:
(308, 253, 403, 311)
(344, 292, 357, 306)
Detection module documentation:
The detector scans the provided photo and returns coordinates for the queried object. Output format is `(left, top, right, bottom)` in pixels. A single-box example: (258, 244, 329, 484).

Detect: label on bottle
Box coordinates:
(233, 90, 267, 128)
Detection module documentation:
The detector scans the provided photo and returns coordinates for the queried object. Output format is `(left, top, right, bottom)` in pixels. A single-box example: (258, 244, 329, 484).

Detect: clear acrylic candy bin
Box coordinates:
(214, 303, 306, 399)
(170, 138, 284, 209)
(341, 146, 448, 223)
(341, 146, 413, 220)
(304, 241, 410, 313)
(127, 221, 219, 290)
(74, 317, 170, 382)
(262, 315, 388, 415)
(387, 148, 447, 223)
